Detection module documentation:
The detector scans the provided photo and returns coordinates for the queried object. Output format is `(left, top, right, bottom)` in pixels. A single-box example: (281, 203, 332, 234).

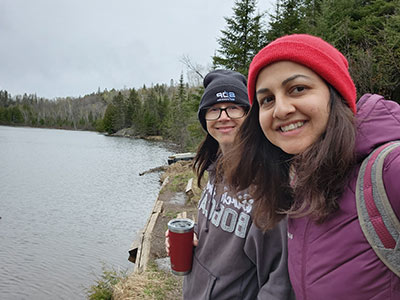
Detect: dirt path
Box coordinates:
(149, 162, 199, 263)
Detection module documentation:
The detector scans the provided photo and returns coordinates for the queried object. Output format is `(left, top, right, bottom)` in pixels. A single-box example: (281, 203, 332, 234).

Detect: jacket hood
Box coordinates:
(355, 93, 400, 161)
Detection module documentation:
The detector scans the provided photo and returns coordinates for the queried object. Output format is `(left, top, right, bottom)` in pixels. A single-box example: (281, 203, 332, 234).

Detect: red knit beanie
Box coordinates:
(248, 34, 357, 114)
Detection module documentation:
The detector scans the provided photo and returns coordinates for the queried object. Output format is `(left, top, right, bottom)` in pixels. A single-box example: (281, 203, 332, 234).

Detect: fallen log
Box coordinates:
(139, 165, 168, 176)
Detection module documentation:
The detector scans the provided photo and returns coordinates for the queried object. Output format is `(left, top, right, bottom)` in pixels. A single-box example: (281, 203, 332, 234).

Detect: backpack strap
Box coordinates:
(356, 141, 400, 277)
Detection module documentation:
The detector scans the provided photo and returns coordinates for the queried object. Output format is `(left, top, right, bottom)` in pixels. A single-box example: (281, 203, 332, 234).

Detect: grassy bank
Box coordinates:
(87, 160, 203, 299)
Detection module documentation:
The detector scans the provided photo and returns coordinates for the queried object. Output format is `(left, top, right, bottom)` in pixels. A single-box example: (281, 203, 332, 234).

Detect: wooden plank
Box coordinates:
(138, 210, 159, 272)
(133, 200, 163, 273)
(153, 200, 163, 213)
(132, 231, 145, 272)
(128, 229, 143, 263)
(167, 152, 195, 165)
(132, 175, 169, 273)
(177, 211, 187, 219)
(185, 177, 194, 198)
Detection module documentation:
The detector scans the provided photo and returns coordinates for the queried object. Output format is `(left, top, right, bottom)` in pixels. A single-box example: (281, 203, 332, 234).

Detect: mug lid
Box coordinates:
(168, 218, 194, 233)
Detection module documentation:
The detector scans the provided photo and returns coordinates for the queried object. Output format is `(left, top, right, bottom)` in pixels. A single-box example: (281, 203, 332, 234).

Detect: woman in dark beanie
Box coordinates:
(166, 69, 294, 299)
(222, 34, 400, 299)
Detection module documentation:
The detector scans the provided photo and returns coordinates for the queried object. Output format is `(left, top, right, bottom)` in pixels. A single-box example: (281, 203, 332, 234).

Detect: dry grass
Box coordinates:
(159, 160, 204, 205)
(113, 262, 183, 300)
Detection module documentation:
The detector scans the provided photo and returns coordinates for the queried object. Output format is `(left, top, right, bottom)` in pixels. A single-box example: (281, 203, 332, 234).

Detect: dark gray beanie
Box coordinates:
(198, 69, 250, 131)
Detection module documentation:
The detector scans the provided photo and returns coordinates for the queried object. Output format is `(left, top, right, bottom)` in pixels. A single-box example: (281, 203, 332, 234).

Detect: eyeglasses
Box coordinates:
(205, 105, 246, 120)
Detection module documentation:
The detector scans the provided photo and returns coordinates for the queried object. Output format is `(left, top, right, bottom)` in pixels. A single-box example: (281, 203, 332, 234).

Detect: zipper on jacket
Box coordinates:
(301, 219, 311, 300)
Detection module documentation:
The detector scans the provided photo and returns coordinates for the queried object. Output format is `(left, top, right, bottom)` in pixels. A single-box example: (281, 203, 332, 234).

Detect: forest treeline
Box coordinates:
(1, 0, 399, 151)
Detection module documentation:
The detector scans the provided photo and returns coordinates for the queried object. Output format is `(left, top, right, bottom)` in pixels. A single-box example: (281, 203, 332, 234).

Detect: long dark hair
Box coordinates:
(222, 85, 356, 231)
(221, 100, 293, 231)
(193, 133, 219, 187)
(288, 86, 356, 220)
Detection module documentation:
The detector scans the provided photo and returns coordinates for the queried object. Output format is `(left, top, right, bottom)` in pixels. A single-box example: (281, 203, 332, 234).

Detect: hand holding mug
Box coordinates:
(165, 218, 196, 275)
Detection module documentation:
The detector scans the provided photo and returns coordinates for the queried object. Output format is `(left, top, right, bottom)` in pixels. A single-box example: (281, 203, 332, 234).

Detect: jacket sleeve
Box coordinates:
(244, 218, 295, 300)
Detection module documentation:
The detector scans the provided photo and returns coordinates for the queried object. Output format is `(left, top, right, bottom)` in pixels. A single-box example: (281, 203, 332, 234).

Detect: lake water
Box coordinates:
(0, 126, 174, 299)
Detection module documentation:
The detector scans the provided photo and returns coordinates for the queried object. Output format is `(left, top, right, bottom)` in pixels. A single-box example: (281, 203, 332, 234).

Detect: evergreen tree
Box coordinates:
(0, 90, 10, 107)
(111, 92, 126, 132)
(126, 88, 141, 129)
(142, 89, 161, 135)
(177, 73, 186, 105)
(266, 0, 400, 102)
(267, 0, 308, 41)
(351, 0, 400, 99)
(213, 0, 266, 76)
(103, 103, 116, 134)
(185, 86, 205, 150)
(0, 107, 5, 123)
(309, 0, 400, 100)
(159, 93, 172, 138)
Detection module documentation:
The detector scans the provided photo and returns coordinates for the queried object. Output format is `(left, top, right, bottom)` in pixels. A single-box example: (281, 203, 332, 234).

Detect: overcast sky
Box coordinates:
(0, 0, 273, 99)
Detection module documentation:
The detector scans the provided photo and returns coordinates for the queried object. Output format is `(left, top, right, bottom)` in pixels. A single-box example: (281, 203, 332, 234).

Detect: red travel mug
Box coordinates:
(167, 218, 195, 275)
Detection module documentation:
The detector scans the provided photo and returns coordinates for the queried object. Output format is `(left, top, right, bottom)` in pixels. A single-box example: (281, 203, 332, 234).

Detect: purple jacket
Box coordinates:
(287, 94, 400, 300)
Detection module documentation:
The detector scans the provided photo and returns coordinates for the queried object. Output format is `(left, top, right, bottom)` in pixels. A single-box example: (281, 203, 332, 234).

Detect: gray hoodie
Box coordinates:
(183, 164, 294, 299)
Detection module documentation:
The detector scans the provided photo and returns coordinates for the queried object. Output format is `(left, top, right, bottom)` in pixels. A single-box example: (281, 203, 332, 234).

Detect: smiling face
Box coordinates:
(206, 102, 246, 154)
(255, 61, 331, 154)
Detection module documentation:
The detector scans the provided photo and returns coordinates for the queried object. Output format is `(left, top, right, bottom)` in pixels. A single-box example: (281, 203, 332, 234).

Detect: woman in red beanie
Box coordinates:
(222, 34, 400, 299)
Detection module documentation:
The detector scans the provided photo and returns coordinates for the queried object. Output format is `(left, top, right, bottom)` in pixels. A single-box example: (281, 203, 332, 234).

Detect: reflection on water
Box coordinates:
(0, 126, 173, 299)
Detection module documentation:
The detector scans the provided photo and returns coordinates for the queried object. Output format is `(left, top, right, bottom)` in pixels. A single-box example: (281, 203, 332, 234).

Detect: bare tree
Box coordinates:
(180, 55, 210, 86)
